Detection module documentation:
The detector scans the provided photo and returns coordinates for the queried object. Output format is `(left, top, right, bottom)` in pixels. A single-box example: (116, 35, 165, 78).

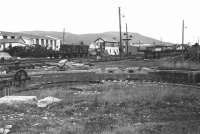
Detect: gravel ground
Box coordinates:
(1, 81, 200, 134)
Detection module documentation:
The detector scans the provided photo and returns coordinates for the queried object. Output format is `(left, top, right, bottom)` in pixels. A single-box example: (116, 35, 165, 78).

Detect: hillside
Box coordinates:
(21, 31, 172, 45)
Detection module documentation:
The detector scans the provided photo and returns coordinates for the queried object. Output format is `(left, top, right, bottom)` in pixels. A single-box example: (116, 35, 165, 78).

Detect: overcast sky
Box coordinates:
(0, 0, 200, 44)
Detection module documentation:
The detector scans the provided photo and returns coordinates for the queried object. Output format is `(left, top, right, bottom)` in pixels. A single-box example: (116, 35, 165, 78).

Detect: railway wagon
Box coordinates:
(141, 45, 184, 59)
(59, 44, 89, 58)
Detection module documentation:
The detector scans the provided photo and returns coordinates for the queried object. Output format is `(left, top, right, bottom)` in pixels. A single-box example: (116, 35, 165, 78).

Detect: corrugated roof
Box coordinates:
(0, 31, 17, 36)
(0, 31, 59, 40)
(95, 37, 119, 43)
(20, 33, 55, 40)
(0, 38, 25, 44)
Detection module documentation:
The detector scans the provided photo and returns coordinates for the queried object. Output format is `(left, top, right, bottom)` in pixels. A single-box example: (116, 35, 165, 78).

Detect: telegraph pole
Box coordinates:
(181, 20, 185, 57)
(118, 7, 122, 58)
(125, 23, 128, 55)
(197, 37, 200, 62)
(182, 20, 184, 45)
(62, 28, 65, 45)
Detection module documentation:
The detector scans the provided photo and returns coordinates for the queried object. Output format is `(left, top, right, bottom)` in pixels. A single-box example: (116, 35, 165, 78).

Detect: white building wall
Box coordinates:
(0, 44, 4, 51)
(10, 43, 26, 47)
(50, 40, 53, 49)
(52, 40, 55, 50)
(32, 39, 36, 44)
(89, 43, 98, 49)
(46, 39, 50, 47)
(56, 40, 61, 50)
(105, 46, 119, 55)
(95, 39, 104, 48)
(14, 35, 61, 50)
(43, 39, 46, 47)
(0, 35, 3, 39)
(41, 39, 45, 46)
(22, 38, 34, 46)
(5, 43, 10, 48)
(34, 39, 37, 44)
(0, 43, 25, 49)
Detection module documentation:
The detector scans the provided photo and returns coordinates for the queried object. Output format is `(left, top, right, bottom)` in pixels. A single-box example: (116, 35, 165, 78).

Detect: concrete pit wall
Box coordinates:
(28, 68, 200, 85)
(1, 68, 200, 97)
(30, 71, 99, 84)
(1, 68, 200, 98)
(149, 70, 200, 84)
(148, 70, 190, 83)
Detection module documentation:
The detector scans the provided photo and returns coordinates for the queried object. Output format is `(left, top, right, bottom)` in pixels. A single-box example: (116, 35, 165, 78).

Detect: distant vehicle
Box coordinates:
(60, 44, 89, 58)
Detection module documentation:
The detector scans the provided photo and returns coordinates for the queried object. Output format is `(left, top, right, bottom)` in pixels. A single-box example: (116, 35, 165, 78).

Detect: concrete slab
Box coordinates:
(0, 96, 37, 105)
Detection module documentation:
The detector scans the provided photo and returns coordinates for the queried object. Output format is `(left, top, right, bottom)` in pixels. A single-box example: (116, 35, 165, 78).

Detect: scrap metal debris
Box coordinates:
(58, 60, 90, 70)
(37, 96, 62, 108)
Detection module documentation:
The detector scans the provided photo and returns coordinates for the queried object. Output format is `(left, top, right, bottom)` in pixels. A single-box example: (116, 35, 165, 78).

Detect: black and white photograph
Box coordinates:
(0, 0, 200, 133)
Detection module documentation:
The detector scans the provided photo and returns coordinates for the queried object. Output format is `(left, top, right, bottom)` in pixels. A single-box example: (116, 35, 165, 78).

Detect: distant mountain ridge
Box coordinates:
(20, 31, 173, 45)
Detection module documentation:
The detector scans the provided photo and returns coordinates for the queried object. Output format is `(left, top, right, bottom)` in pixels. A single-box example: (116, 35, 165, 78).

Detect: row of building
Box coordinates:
(90, 37, 152, 56)
(0, 31, 61, 51)
(0, 31, 122, 56)
(0, 31, 182, 57)
(90, 37, 185, 57)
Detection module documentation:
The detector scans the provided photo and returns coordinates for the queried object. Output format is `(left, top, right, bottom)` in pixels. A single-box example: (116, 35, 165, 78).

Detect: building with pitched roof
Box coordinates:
(0, 31, 61, 51)
(0, 32, 26, 51)
(93, 37, 119, 55)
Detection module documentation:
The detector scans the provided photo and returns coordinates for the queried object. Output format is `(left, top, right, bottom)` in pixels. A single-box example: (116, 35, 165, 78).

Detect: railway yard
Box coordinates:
(1, 58, 200, 134)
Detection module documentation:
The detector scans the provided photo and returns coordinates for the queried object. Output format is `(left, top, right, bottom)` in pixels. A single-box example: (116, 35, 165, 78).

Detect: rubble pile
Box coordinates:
(0, 96, 61, 108)
(0, 125, 12, 134)
(37, 96, 61, 108)
(57, 59, 90, 70)
(30, 59, 92, 72)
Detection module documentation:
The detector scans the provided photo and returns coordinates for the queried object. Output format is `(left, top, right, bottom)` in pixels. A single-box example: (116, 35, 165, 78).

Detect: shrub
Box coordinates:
(4, 45, 56, 58)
